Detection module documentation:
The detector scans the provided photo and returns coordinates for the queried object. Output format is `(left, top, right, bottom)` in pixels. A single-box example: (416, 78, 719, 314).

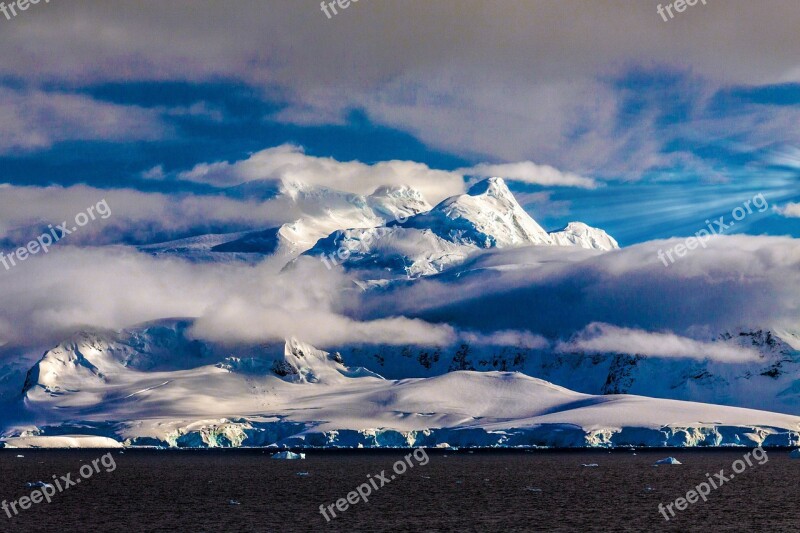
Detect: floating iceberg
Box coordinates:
(25, 481, 54, 489)
(271, 451, 306, 460)
(653, 457, 682, 466)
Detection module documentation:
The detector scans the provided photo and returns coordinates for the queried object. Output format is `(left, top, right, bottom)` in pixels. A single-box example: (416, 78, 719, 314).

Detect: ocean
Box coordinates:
(0, 449, 796, 532)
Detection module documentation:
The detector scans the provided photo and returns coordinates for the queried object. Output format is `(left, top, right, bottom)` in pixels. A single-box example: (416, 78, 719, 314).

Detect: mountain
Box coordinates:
(304, 177, 618, 279)
(139, 179, 432, 262)
(8, 176, 796, 450)
(550, 221, 619, 250)
(400, 177, 555, 247)
(4, 322, 800, 449)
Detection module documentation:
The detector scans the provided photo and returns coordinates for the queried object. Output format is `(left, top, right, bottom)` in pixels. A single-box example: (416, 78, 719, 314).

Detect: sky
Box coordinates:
(0, 1, 799, 357)
(0, 0, 797, 246)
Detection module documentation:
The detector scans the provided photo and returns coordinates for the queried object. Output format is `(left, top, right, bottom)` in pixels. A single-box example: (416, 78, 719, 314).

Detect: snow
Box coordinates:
(2, 436, 123, 449)
(549, 222, 619, 251)
(304, 177, 619, 279)
(2, 179, 797, 451)
(272, 451, 305, 460)
(4, 332, 800, 449)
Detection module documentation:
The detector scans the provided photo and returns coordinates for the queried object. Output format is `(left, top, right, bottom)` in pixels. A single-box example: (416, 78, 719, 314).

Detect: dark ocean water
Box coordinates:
(0, 449, 796, 532)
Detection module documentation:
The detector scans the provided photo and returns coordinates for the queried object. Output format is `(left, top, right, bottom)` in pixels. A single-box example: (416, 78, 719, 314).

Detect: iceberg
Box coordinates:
(271, 451, 306, 460)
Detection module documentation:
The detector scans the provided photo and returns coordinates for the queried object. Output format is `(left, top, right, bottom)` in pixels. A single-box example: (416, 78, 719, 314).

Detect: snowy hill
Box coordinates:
(3, 322, 800, 449)
(3, 322, 800, 447)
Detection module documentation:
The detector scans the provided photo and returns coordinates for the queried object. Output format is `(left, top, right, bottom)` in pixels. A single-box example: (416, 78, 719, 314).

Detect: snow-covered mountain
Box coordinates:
(550, 221, 619, 250)
(3, 322, 799, 449)
(6, 175, 797, 450)
(304, 177, 617, 279)
(3, 320, 800, 449)
(140, 179, 432, 262)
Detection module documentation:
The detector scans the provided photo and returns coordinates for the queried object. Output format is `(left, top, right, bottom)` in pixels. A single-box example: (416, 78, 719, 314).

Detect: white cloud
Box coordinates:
(177, 144, 467, 204)
(556, 323, 761, 362)
(0, 248, 453, 350)
(460, 161, 598, 189)
(0, 87, 168, 153)
(361, 235, 800, 338)
(775, 203, 800, 218)
(460, 330, 549, 349)
(0, 184, 297, 245)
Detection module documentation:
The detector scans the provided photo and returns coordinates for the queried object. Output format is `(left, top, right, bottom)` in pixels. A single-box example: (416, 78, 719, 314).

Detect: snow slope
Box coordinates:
(3, 327, 800, 449)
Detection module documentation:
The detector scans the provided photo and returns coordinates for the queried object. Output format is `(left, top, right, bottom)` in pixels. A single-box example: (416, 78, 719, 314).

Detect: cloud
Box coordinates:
(0, 248, 453, 351)
(359, 235, 800, 338)
(460, 330, 549, 350)
(0, 87, 168, 154)
(775, 203, 800, 218)
(176, 144, 466, 204)
(556, 323, 761, 362)
(1, 1, 799, 175)
(0, 184, 297, 246)
(459, 161, 598, 189)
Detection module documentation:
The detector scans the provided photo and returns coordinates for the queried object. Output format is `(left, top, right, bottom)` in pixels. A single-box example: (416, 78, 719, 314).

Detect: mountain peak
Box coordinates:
(466, 177, 512, 199)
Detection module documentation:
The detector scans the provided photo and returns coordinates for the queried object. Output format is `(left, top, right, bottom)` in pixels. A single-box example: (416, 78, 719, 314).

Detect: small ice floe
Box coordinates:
(581, 463, 599, 467)
(15, 455, 24, 458)
(296, 472, 310, 476)
(789, 449, 800, 459)
(644, 486, 656, 492)
(228, 500, 241, 506)
(271, 451, 305, 460)
(25, 481, 54, 489)
(525, 487, 542, 492)
(653, 457, 682, 466)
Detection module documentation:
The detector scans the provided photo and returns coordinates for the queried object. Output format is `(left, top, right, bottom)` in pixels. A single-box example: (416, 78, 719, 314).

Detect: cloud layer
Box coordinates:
(359, 235, 800, 341)
(176, 144, 466, 203)
(556, 323, 761, 362)
(0, 248, 454, 351)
